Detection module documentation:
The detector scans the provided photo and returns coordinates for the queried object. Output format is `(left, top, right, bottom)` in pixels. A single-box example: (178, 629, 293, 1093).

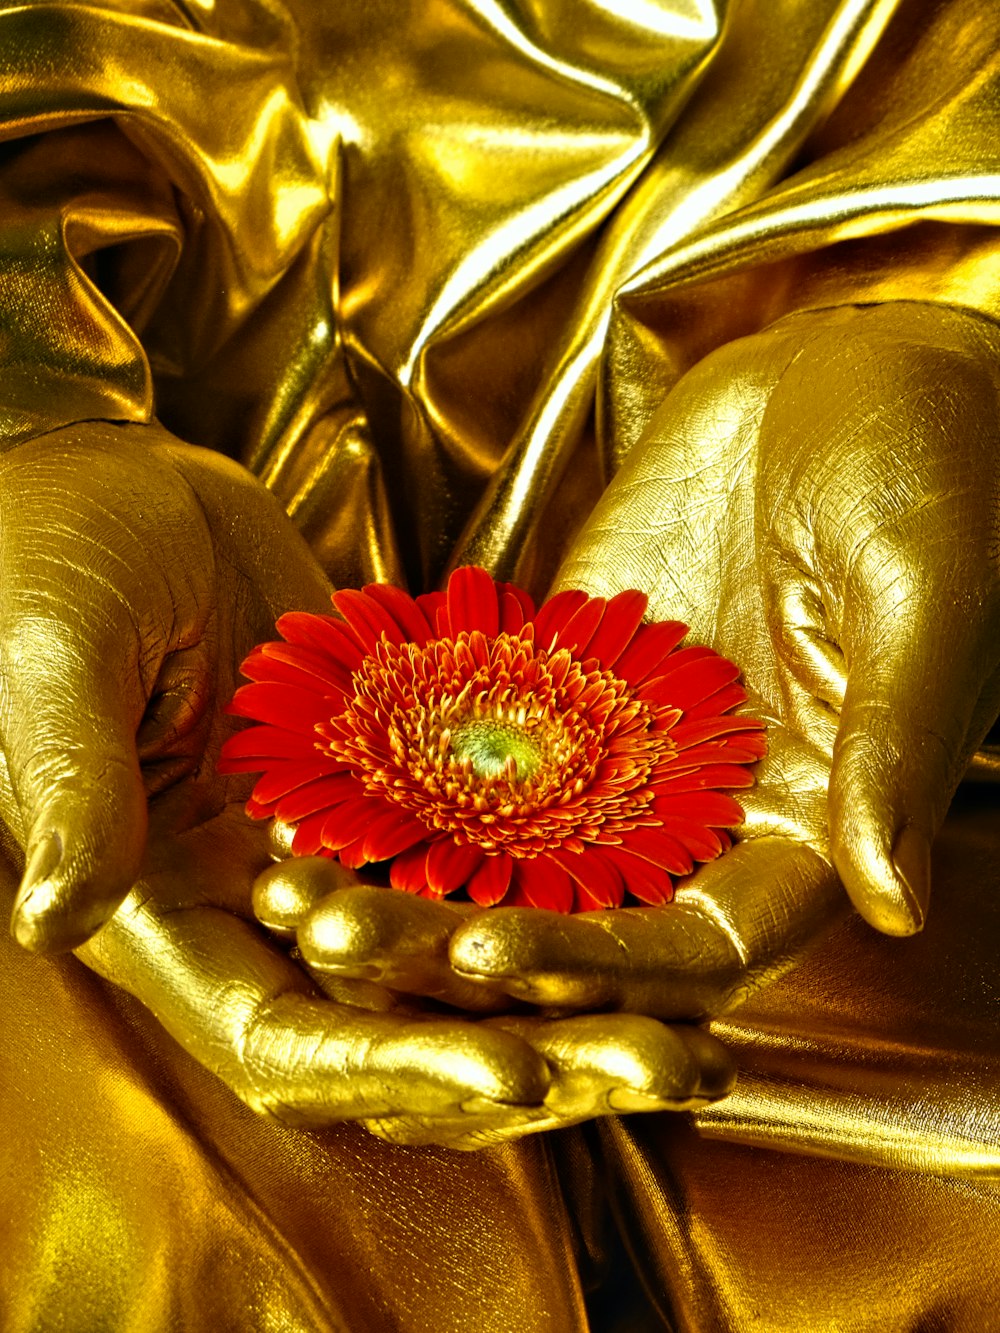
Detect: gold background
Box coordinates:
(0, 0, 998, 1327)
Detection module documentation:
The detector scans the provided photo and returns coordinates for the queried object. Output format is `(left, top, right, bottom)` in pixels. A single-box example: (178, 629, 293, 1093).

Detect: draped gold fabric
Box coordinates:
(1, 0, 999, 1328)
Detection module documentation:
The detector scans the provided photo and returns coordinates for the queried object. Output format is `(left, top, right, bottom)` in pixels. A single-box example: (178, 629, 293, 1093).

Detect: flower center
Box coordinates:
(321, 630, 676, 856)
(450, 718, 543, 782)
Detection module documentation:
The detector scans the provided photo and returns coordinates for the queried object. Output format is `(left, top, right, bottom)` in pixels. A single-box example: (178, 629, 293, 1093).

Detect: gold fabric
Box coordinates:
(1, 0, 999, 1328)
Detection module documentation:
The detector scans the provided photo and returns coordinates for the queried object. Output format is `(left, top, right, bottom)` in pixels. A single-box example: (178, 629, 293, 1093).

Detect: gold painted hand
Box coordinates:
(281, 302, 1000, 1022)
(444, 301, 1000, 1017)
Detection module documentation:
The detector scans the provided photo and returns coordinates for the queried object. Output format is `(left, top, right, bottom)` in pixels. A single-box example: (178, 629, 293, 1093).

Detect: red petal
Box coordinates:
(466, 855, 514, 906)
(362, 808, 430, 862)
(445, 566, 499, 639)
(391, 843, 431, 892)
(291, 811, 331, 856)
(551, 597, 606, 658)
(619, 828, 694, 876)
(654, 817, 723, 860)
(511, 856, 574, 911)
(655, 763, 757, 793)
(583, 590, 648, 668)
(684, 682, 747, 719)
(497, 581, 536, 627)
(338, 836, 372, 869)
(653, 791, 746, 827)
(497, 591, 526, 634)
(250, 759, 340, 808)
(332, 588, 407, 653)
(320, 798, 387, 851)
(275, 772, 364, 822)
(615, 620, 688, 685)
(415, 591, 447, 627)
(671, 715, 767, 749)
(363, 582, 435, 645)
(218, 725, 318, 767)
(550, 848, 624, 909)
(241, 647, 351, 696)
(426, 839, 486, 894)
(663, 740, 766, 770)
(276, 612, 366, 672)
(600, 846, 674, 904)
(641, 655, 741, 711)
(531, 589, 589, 650)
(227, 682, 333, 732)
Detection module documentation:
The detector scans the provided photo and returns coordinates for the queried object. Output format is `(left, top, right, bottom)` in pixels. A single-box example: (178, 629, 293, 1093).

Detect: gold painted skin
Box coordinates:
(1, 0, 1000, 1327)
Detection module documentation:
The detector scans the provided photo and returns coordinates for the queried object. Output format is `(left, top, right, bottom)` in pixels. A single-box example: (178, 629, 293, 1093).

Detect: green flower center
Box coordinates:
(450, 718, 543, 782)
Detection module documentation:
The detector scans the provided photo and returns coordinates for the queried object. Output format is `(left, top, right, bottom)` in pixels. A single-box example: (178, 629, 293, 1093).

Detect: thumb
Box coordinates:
(828, 585, 1000, 937)
(2, 613, 149, 952)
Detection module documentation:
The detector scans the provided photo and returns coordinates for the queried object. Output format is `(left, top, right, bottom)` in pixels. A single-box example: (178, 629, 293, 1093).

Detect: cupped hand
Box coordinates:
(445, 301, 1000, 1017)
(278, 301, 1000, 1021)
(0, 420, 331, 951)
(246, 854, 733, 1143)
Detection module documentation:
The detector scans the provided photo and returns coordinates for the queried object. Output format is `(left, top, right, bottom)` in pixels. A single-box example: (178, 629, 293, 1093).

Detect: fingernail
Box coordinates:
(890, 824, 931, 933)
(11, 831, 64, 948)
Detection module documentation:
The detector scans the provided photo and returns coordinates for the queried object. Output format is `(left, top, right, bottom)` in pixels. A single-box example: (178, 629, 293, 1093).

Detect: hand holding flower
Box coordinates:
(446, 301, 1000, 1016)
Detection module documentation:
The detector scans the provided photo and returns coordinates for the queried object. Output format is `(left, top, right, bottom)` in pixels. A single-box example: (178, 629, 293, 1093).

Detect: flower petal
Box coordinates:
(445, 566, 499, 639)
(510, 856, 573, 911)
(363, 582, 435, 645)
(274, 772, 364, 823)
(276, 612, 366, 672)
(615, 620, 688, 685)
(654, 817, 723, 860)
(600, 846, 674, 904)
(362, 808, 430, 862)
(425, 839, 486, 894)
(320, 798, 388, 851)
(655, 763, 757, 793)
(671, 715, 768, 749)
(291, 811, 332, 856)
(618, 828, 694, 876)
(531, 589, 589, 651)
(550, 596, 606, 658)
(227, 682, 333, 733)
(249, 760, 339, 809)
(550, 847, 624, 909)
(684, 681, 748, 719)
(332, 589, 407, 653)
(218, 725, 318, 767)
(415, 590, 447, 630)
(391, 843, 432, 893)
(653, 791, 746, 827)
(498, 581, 536, 628)
(583, 590, 648, 668)
(466, 855, 514, 906)
(641, 655, 741, 711)
(241, 645, 351, 696)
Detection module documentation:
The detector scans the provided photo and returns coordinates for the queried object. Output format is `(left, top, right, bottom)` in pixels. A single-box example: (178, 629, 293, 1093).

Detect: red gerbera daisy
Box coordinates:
(218, 567, 766, 912)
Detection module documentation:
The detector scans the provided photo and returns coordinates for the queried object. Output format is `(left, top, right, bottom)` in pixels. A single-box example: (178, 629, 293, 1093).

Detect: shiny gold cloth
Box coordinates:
(1, 0, 999, 1328)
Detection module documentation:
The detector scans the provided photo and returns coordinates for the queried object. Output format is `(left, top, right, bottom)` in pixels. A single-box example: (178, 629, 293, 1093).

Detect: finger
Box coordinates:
(365, 1015, 735, 1148)
(297, 883, 509, 1012)
(1, 613, 149, 952)
(829, 576, 1000, 937)
(252, 856, 367, 938)
(450, 837, 842, 1019)
(490, 1012, 735, 1113)
(79, 888, 550, 1127)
